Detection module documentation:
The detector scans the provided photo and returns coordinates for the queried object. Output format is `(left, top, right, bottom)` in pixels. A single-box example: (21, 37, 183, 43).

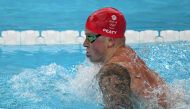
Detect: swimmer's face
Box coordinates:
(83, 29, 107, 63)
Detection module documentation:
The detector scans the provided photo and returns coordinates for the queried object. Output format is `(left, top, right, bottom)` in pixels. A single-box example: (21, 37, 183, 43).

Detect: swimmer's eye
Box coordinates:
(86, 34, 101, 43)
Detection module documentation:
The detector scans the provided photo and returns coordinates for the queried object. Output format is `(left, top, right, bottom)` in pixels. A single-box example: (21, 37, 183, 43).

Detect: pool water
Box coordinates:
(0, 42, 190, 109)
(0, 0, 190, 31)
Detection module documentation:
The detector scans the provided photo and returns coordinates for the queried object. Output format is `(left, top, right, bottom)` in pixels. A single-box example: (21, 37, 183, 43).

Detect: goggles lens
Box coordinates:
(86, 34, 101, 43)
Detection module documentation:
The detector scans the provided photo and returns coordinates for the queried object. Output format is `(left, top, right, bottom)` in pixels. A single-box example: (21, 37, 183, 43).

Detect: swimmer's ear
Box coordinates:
(107, 38, 115, 48)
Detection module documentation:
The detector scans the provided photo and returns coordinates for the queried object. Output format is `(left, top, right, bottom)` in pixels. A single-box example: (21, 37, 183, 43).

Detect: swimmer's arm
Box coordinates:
(98, 64, 133, 109)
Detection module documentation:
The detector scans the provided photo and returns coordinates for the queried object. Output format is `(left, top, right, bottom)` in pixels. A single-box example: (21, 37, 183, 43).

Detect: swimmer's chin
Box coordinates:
(86, 55, 95, 62)
(86, 56, 102, 64)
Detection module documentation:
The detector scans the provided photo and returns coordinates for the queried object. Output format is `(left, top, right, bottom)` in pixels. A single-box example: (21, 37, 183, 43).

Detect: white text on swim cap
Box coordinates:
(103, 28, 117, 34)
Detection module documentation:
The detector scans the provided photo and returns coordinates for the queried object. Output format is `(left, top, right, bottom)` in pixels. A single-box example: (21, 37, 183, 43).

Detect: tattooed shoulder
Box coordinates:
(98, 63, 133, 109)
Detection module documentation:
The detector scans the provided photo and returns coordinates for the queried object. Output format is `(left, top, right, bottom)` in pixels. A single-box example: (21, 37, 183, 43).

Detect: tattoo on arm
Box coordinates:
(98, 64, 133, 109)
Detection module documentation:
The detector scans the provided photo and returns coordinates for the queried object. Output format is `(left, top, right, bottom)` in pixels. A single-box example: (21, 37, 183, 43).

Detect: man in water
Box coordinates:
(83, 7, 168, 109)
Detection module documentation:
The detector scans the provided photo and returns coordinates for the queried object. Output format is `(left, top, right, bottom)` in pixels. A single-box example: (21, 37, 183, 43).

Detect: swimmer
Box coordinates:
(83, 7, 169, 109)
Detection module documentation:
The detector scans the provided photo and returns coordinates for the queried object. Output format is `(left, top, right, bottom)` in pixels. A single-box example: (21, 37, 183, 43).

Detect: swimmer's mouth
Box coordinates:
(86, 49, 89, 55)
(86, 52, 90, 57)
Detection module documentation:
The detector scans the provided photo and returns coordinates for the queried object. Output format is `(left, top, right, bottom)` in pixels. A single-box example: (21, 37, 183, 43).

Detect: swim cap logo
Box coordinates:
(109, 15, 117, 29)
(102, 14, 118, 35)
(111, 15, 117, 21)
(103, 28, 117, 34)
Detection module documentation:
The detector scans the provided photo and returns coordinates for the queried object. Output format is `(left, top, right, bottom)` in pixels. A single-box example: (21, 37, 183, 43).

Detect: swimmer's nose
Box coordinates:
(83, 38, 89, 47)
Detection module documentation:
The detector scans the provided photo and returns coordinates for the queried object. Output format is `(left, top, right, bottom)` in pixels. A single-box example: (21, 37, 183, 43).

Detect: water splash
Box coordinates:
(167, 78, 190, 109)
(69, 60, 102, 103)
(8, 63, 70, 103)
(8, 61, 103, 108)
(8, 61, 190, 109)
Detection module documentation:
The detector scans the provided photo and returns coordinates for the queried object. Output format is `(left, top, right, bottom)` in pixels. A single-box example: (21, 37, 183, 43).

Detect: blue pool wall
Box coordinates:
(0, 30, 189, 45)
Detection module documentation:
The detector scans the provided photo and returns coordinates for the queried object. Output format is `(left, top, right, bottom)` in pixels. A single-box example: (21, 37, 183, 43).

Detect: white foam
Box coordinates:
(167, 78, 190, 109)
(68, 61, 102, 102)
(7, 61, 190, 108)
(125, 30, 140, 44)
(9, 69, 43, 102)
(180, 30, 190, 41)
(41, 30, 61, 45)
(8, 62, 102, 104)
(139, 30, 158, 43)
(160, 30, 180, 42)
(2, 30, 21, 45)
(20, 30, 39, 45)
(8, 63, 69, 102)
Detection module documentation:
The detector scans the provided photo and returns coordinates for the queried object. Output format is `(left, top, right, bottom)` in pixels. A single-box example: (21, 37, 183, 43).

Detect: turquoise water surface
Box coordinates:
(0, 42, 190, 109)
(0, 0, 190, 109)
(0, 0, 190, 31)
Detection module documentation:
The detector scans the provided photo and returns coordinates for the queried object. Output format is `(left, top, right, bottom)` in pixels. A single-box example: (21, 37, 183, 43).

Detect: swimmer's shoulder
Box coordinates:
(98, 63, 130, 78)
(97, 63, 133, 108)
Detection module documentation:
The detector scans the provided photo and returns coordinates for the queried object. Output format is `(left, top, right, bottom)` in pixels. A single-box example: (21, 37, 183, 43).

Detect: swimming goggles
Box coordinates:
(86, 34, 101, 43)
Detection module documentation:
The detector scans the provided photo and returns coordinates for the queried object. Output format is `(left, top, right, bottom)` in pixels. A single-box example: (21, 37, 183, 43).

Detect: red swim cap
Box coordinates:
(86, 7, 126, 38)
